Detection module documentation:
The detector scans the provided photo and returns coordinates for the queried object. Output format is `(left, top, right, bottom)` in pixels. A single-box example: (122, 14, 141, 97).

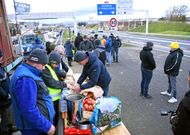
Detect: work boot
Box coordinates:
(144, 94, 152, 99)
(139, 92, 143, 96)
(68, 61, 72, 67)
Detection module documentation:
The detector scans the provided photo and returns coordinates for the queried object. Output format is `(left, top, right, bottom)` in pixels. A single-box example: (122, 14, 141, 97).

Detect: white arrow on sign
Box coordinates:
(99, 11, 103, 14)
(111, 11, 115, 14)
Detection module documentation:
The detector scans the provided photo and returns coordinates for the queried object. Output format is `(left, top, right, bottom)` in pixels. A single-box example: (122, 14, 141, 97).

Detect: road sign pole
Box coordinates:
(13, 0, 19, 34)
(145, 10, 149, 34)
(73, 16, 77, 36)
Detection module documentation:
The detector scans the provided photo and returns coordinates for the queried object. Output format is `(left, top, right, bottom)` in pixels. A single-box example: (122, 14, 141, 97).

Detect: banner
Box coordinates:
(14, 2, 30, 15)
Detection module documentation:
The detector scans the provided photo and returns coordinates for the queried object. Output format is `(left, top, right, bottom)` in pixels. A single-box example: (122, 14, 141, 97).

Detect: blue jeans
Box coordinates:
(102, 85, 109, 97)
(112, 48, 119, 62)
(167, 75, 177, 98)
(141, 67, 153, 96)
(106, 51, 111, 65)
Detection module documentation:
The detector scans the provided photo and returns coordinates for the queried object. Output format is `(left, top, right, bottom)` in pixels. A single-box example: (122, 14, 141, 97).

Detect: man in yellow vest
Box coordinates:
(42, 51, 72, 127)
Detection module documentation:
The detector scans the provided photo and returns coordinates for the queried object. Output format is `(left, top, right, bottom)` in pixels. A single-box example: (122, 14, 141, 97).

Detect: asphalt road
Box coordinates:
(89, 30, 190, 57)
(12, 45, 190, 135)
(71, 45, 189, 135)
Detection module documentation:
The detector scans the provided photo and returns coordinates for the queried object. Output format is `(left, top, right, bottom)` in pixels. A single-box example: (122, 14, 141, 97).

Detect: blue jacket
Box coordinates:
(77, 52, 111, 90)
(32, 39, 45, 51)
(10, 63, 55, 135)
(105, 38, 112, 52)
(64, 40, 73, 57)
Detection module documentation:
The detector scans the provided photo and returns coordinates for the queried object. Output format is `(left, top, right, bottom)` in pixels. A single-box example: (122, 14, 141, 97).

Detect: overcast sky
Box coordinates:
(5, 0, 190, 20)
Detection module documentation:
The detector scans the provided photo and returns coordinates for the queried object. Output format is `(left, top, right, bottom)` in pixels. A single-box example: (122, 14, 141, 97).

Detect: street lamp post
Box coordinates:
(145, 10, 149, 34)
(133, 10, 149, 34)
(13, 0, 19, 34)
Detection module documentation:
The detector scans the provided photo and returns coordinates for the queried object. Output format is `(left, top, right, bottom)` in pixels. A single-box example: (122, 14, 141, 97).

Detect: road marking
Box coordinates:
(119, 33, 190, 46)
(123, 40, 190, 58)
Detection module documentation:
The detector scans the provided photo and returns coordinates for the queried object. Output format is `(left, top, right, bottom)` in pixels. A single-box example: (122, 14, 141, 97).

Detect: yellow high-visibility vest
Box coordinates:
(46, 64, 62, 101)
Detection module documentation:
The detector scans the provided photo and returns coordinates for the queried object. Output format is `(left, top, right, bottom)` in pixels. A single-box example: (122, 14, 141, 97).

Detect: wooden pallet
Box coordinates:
(99, 122, 131, 135)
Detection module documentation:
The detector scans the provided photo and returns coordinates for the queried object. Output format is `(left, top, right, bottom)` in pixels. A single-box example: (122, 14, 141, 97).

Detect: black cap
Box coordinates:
(28, 48, 48, 64)
(49, 51, 61, 64)
(146, 41, 153, 48)
(74, 51, 88, 62)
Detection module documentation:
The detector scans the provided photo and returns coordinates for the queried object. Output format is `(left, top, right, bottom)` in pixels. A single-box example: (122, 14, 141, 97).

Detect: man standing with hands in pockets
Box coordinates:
(140, 41, 156, 99)
(161, 42, 183, 103)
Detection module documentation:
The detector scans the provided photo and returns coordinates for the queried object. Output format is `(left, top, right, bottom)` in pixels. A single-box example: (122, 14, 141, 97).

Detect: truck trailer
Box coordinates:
(0, 0, 23, 72)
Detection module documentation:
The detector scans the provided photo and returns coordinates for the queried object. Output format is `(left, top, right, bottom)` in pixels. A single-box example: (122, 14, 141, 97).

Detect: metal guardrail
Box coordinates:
(123, 39, 190, 58)
(5, 55, 24, 73)
(126, 32, 190, 39)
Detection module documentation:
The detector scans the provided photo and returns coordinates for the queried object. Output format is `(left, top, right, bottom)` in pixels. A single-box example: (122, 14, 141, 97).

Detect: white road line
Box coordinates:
(123, 41, 190, 58)
(120, 34, 190, 46)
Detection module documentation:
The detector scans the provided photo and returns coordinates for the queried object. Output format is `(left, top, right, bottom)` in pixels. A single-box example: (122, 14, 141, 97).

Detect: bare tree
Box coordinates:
(165, 5, 189, 22)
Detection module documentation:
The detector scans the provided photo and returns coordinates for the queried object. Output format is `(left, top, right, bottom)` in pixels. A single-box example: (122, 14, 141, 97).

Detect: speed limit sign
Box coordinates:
(109, 18, 117, 27)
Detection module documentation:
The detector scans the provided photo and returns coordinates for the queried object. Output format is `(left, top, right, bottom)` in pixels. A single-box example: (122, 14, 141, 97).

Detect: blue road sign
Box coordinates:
(97, 4, 116, 15)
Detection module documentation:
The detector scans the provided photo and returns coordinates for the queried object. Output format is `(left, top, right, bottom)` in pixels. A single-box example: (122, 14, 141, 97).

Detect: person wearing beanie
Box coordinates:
(105, 35, 112, 66)
(140, 41, 156, 99)
(161, 41, 183, 103)
(64, 38, 74, 67)
(27, 48, 49, 64)
(112, 36, 122, 63)
(79, 35, 94, 52)
(73, 51, 111, 97)
(42, 51, 72, 128)
(93, 34, 101, 49)
(32, 38, 45, 50)
(10, 48, 56, 135)
(74, 51, 88, 63)
(74, 33, 83, 51)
